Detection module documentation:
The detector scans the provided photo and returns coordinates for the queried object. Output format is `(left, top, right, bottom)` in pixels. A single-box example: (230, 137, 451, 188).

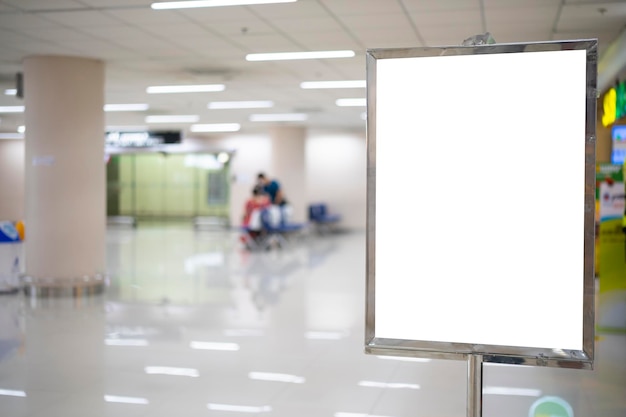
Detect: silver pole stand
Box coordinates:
(467, 354, 483, 417)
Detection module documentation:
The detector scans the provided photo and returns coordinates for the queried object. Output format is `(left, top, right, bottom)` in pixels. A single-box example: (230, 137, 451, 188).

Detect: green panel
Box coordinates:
(134, 154, 165, 216)
(163, 154, 196, 216)
(105, 152, 230, 220)
(119, 186, 134, 215)
(164, 186, 195, 216)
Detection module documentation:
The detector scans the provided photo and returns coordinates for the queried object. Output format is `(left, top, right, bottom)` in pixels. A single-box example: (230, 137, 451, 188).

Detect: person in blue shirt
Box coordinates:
(257, 173, 286, 206)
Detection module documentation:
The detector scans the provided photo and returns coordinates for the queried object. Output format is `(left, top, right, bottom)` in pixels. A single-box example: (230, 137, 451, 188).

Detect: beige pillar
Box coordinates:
(23, 56, 106, 294)
(0, 140, 25, 221)
(269, 126, 307, 223)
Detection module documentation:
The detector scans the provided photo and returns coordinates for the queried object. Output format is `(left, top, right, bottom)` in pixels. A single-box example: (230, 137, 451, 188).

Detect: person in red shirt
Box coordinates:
(241, 185, 271, 247)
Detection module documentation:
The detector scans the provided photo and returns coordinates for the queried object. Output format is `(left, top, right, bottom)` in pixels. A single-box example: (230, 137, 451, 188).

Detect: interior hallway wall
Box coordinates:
(0, 140, 25, 222)
(306, 130, 367, 230)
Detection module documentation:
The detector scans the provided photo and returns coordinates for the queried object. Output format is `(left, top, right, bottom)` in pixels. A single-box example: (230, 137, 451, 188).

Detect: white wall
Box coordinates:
(0, 140, 25, 221)
(306, 130, 366, 230)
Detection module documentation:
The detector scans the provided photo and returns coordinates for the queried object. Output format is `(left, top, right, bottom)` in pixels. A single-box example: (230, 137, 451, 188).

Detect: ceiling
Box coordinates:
(0, 0, 625, 137)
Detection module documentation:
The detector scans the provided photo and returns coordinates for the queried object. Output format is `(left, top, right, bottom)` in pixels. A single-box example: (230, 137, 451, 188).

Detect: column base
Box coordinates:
(22, 274, 107, 297)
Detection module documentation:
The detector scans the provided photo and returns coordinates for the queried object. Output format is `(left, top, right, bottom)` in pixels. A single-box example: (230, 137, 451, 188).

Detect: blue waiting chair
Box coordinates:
(258, 206, 305, 249)
(308, 203, 341, 233)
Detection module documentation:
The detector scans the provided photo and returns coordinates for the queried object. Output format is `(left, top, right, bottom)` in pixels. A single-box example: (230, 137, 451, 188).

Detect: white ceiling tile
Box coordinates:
(419, 24, 486, 45)
(402, 0, 481, 12)
(290, 31, 361, 51)
(174, 6, 260, 21)
(270, 16, 345, 33)
(339, 13, 413, 31)
(39, 10, 126, 26)
(483, 0, 560, 6)
(247, 0, 328, 19)
(484, 5, 559, 25)
(556, 2, 626, 32)
(0, 0, 85, 11)
(319, 0, 405, 15)
(234, 33, 299, 52)
(104, 8, 190, 24)
(409, 9, 483, 28)
(77, 0, 152, 6)
(0, 13, 59, 29)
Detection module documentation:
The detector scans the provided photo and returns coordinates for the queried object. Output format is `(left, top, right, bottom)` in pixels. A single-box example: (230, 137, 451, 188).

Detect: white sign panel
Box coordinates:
(366, 40, 596, 367)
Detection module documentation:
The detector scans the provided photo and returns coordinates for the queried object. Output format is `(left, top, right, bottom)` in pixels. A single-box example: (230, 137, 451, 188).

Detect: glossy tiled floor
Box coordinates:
(0, 223, 624, 417)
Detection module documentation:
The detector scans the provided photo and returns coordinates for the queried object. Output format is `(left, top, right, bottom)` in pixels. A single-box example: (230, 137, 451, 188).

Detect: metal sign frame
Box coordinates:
(365, 39, 597, 369)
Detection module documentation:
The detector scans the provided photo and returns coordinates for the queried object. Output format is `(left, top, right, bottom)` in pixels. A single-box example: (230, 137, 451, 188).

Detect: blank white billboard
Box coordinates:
(366, 41, 596, 366)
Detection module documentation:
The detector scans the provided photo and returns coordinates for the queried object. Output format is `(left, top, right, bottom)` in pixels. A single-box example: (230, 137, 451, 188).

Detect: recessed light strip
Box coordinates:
(144, 366, 199, 377)
(145, 115, 199, 123)
(300, 80, 365, 89)
(189, 341, 240, 350)
(104, 395, 149, 404)
(146, 84, 225, 94)
(0, 389, 26, 397)
(208, 100, 273, 109)
(0, 106, 25, 113)
(336, 98, 366, 107)
(246, 50, 355, 61)
(250, 113, 307, 122)
(4, 89, 17, 96)
(0, 133, 24, 140)
(207, 403, 272, 413)
(152, 0, 296, 10)
(104, 103, 149, 112)
(248, 372, 305, 383)
(190, 123, 241, 132)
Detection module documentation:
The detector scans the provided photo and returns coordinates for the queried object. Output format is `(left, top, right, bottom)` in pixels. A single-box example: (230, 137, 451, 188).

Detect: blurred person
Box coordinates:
(241, 185, 271, 247)
(257, 172, 286, 206)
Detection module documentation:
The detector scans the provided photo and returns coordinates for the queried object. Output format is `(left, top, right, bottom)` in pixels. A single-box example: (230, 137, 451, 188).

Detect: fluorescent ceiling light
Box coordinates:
(144, 366, 199, 377)
(250, 113, 307, 122)
(0, 389, 26, 397)
(358, 381, 420, 390)
(300, 80, 366, 89)
(335, 413, 395, 417)
(248, 372, 305, 384)
(105, 339, 149, 346)
(483, 386, 542, 397)
(0, 133, 24, 140)
(105, 125, 149, 132)
(17, 125, 25, 133)
(0, 106, 24, 113)
(207, 403, 272, 413)
(336, 98, 366, 107)
(146, 84, 225, 94)
(145, 115, 199, 123)
(4, 89, 17, 96)
(376, 356, 431, 363)
(104, 395, 149, 405)
(104, 103, 149, 112)
(190, 123, 241, 133)
(152, 0, 296, 10)
(208, 100, 274, 109)
(246, 50, 355, 61)
(189, 341, 240, 351)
